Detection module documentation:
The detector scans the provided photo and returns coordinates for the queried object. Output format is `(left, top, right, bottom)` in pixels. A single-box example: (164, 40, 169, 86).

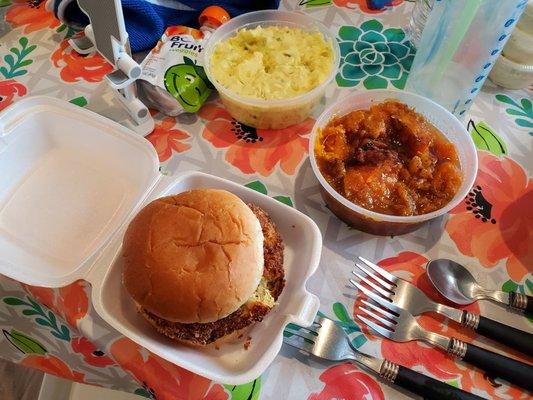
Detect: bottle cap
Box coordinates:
(199, 6, 230, 28)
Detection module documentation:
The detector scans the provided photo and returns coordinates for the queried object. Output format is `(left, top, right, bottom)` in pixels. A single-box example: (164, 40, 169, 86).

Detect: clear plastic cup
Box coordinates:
(309, 90, 478, 236)
(203, 10, 340, 130)
(405, 0, 526, 118)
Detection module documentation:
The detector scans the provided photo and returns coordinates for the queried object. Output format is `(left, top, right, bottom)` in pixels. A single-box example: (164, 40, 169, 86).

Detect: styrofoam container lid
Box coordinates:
(0, 96, 160, 287)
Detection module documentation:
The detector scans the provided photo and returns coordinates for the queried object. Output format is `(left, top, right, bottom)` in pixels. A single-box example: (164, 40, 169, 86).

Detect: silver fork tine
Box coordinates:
(358, 256, 398, 283)
(354, 262, 395, 291)
(352, 270, 392, 298)
(356, 315, 394, 338)
(361, 299, 397, 320)
(358, 305, 396, 329)
(349, 278, 402, 314)
(284, 327, 317, 343)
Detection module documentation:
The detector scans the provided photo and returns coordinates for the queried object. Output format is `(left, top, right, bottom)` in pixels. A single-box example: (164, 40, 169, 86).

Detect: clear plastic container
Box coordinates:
(489, 53, 533, 90)
(309, 90, 478, 236)
(502, 26, 533, 65)
(405, 0, 526, 118)
(203, 10, 340, 130)
(406, 0, 434, 47)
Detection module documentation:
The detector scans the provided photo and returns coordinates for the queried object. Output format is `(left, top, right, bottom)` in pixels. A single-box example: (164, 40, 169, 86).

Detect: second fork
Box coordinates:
(352, 256, 533, 356)
(351, 273, 533, 391)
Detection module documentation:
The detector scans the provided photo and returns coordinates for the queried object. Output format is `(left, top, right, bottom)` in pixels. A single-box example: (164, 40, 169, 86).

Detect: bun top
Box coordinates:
(122, 189, 264, 323)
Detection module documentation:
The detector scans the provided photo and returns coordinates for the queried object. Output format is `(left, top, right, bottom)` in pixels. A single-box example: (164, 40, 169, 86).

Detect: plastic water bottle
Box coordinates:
(406, 0, 434, 47)
(405, 0, 527, 118)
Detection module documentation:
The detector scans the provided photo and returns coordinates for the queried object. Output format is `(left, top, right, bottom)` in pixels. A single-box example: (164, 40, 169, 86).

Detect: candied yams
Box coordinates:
(315, 100, 463, 216)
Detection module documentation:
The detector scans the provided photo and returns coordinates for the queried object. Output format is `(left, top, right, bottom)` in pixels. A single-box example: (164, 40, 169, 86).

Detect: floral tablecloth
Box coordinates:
(0, 1, 532, 399)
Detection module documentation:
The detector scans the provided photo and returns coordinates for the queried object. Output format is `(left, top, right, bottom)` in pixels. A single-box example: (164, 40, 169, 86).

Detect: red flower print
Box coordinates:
(333, 0, 403, 14)
(6, 0, 60, 33)
(446, 151, 532, 283)
(308, 363, 384, 400)
(199, 102, 313, 176)
(21, 354, 86, 383)
(21, 280, 89, 329)
(110, 338, 228, 400)
(20, 284, 55, 310)
(354, 251, 528, 399)
(146, 117, 192, 162)
(0, 79, 27, 111)
(51, 40, 113, 83)
(71, 337, 114, 368)
(57, 280, 89, 328)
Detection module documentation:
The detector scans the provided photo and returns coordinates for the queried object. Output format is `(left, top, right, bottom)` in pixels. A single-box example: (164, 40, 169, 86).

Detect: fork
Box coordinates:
(353, 288, 533, 391)
(284, 316, 484, 400)
(351, 256, 533, 356)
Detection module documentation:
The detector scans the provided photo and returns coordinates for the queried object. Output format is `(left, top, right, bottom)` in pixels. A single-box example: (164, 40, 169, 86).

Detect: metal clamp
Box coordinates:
(509, 292, 528, 311)
(461, 311, 480, 329)
(447, 338, 467, 359)
(380, 360, 399, 382)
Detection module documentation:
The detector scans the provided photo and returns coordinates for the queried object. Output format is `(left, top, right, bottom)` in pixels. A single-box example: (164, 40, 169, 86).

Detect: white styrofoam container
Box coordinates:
(0, 96, 322, 384)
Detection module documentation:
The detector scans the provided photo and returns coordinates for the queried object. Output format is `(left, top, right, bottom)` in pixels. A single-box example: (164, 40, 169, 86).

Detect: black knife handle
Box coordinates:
(459, 341, 533, 391)
(474, 315, 533, 356)
(394, 365, 486, 400)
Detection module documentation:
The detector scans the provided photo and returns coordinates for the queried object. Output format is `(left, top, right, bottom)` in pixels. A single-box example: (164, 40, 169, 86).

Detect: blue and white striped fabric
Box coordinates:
(51, 0, 280, 52)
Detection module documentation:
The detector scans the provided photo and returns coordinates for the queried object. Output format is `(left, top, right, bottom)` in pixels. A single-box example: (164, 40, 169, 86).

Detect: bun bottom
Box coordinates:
(137, 204, 285, 346)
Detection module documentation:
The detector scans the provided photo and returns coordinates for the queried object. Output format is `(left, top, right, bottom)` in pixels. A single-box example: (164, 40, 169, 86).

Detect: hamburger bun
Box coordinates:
(136, 202, 285, 346)
(122, 189, 264, 324)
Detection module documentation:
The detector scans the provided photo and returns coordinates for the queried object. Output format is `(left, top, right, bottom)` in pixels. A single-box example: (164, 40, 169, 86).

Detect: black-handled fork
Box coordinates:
(284, 316, 485, 400)
(352, 287, 533, 391)
(352, 256, 533, 356)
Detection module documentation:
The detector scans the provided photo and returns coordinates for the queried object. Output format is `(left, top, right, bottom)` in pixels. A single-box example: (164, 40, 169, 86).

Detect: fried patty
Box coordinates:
(140, 204, 285, 345)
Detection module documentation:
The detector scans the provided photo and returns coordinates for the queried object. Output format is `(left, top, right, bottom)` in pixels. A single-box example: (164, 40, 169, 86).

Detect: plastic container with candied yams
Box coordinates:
(309, 90, 478, 236)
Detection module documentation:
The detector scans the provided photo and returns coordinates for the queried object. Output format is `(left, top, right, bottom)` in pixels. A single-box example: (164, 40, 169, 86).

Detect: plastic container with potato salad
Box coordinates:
(203, 10, 340, 130)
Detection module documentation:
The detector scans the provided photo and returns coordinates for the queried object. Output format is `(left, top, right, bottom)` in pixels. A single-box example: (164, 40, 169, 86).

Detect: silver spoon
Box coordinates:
(427, 258, 533, 356)
(427, 258, 532, 313)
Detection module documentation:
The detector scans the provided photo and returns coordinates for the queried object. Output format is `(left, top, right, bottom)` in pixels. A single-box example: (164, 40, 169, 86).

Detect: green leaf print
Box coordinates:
(332, 302, 352, 323)
(134, 388, 154, 399)
(56, 23, 79, 39)
(3, 297, 26, 306)
(245, 180, 268, 195)
(0, 0, 12, 7)
(69, 96, 88, 107)
(467, 120, 507, 156)
(244, 181, 294, 207)
(501, 279, 518, 293)
(273, 195, 293, 207)
(299, 0, 332, 7)
(0, 36, 37, 79)
(352, 333, 367, 348)
(3, 296, 71, 341)
(495, 94, 533, 135)
(224, 377, 261, 400)
(3, 329, 47, 355)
